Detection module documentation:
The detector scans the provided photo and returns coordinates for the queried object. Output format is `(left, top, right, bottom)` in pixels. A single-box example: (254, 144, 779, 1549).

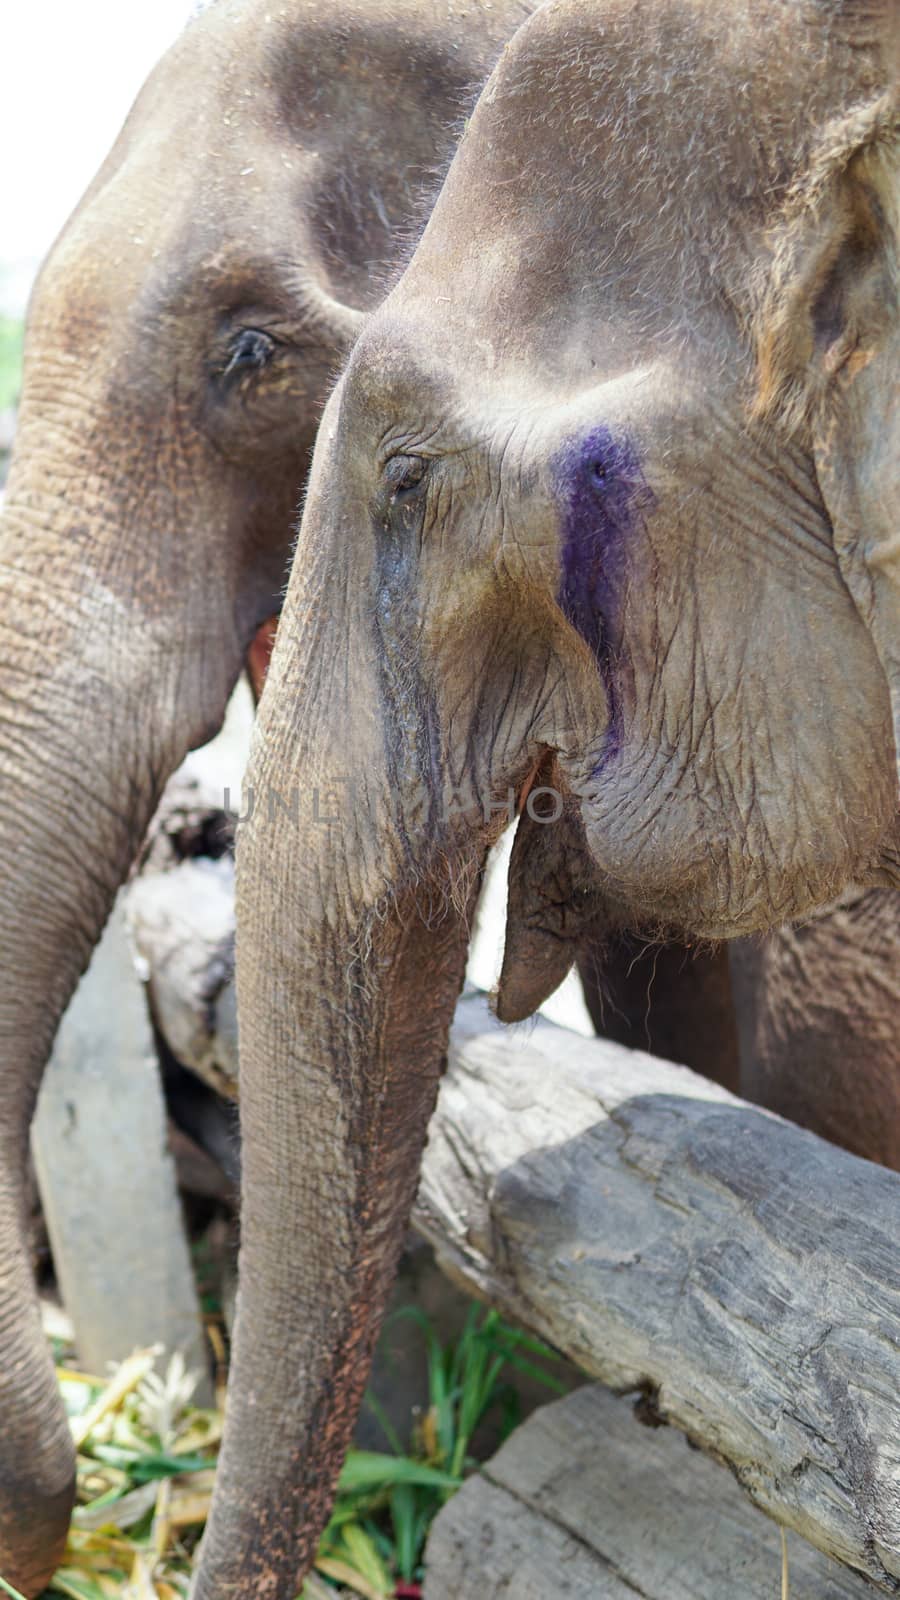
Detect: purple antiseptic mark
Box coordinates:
(554, 424, 654, 763)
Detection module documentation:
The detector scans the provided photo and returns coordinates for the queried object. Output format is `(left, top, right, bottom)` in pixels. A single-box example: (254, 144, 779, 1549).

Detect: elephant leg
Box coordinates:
(730, 887, 900, 1169)
(577, 934, 740, 1093)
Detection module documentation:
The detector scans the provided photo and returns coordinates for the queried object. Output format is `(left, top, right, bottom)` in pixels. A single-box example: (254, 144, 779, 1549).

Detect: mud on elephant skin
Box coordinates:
(0, 0, 537, 1589)
(228, 1, 899, 1594)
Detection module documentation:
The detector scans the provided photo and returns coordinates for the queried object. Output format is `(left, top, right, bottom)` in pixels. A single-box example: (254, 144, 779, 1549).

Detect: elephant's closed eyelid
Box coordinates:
(386, 454, 429, 492)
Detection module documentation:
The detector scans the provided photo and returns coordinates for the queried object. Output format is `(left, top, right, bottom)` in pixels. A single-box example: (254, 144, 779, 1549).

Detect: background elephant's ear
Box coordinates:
(816, 260, 900, 794)
(308, 284, 368, 355)
(753, 94, 900, 790)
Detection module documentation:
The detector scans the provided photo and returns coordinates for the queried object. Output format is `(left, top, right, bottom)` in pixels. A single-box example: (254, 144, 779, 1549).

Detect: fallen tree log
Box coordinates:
(425, 1383, 877, 1599)
(415, 994, 900, 1592)
(126, 759, 239, 1100)
(127, 856, 238, 1100)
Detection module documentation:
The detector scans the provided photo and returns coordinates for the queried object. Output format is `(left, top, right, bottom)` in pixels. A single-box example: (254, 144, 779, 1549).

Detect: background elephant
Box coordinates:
(579, 891, 900, 1167)
(730, 889, 900, 1168)
(0, 0, 536, 1588)
(224, 0, 899, 1593)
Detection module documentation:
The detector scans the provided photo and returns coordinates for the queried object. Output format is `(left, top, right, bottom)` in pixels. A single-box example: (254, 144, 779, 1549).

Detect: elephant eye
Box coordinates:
(385, 453, 428, 503)
(221, 328, 277, 381)
(379, 454, 430, 538)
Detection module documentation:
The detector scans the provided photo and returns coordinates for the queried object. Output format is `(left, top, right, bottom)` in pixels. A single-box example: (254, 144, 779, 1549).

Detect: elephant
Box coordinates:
(730, 891, 900, 1169)
(577, 891, 900, 1167)
(221, 0, 899, 1593)
(0, 0, 538, 1588)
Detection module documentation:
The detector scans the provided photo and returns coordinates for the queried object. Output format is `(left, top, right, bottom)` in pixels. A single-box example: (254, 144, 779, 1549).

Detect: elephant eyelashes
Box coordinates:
(380, 454, 430, 537)
(220, 327, 277, 383)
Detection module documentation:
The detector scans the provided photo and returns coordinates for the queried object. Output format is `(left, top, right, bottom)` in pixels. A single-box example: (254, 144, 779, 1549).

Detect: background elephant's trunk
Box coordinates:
(0, 440, 242, 1589)
(192, 553, 479, 1595)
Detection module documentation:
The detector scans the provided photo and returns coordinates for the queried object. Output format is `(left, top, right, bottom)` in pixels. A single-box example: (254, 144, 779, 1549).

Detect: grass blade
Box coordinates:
(339, 1452, 459, 1493)
(0, 1577, 29, 1600)
(315, 1554, 387, 1600)
(390, 1483, 420, 1582)
(485, 1348, 568, 1395)
(361, 1389, 405, 1458)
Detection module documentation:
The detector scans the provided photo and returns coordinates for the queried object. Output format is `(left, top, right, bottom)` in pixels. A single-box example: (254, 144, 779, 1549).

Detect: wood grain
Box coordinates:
(415, 995, 900, 1591)
(425, 1384, 881, 1598)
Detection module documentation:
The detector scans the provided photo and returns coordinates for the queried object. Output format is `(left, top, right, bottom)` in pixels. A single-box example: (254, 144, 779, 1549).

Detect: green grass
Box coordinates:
(0, 318, 24, 412)
(4, 1306, 564, 1600)
(327, 1305, 566, 1593)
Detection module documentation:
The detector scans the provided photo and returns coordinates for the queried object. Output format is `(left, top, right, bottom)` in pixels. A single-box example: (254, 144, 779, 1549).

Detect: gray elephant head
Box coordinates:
(273, 0, 899, 942)
(0, 0, 534, 1589)
(217, 0, 899, 1592)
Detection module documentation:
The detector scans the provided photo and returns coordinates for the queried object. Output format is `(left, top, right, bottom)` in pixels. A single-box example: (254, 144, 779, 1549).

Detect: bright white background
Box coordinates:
(0, 0, 192, 310)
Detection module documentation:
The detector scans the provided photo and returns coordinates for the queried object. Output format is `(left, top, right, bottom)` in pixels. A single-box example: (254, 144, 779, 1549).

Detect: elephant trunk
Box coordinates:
(193, 564, 478, 1595)
(0, 461, 240, 1590)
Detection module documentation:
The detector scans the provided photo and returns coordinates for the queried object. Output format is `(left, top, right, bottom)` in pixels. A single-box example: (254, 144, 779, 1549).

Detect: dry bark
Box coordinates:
(414, 994, 900, 1592)
(425, 1383, 880, 1598)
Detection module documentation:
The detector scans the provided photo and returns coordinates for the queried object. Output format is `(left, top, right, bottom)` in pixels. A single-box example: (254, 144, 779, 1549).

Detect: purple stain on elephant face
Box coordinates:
(554, 424, 654, 761)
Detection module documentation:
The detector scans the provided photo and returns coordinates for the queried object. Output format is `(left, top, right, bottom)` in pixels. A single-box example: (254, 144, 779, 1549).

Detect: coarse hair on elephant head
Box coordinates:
(205, 0, 900, 1593)
(0, 0, 536, 1590)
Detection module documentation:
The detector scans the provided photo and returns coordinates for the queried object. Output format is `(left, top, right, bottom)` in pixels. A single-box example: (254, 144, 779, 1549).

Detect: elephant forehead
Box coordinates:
(341, 313, 464, 432)
(404, 0, 889, 364)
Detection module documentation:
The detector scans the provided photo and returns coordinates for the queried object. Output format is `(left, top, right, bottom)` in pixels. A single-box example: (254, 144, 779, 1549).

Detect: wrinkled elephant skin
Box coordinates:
(0, 0, 534, 1588)
(230, 0, 899, 1593)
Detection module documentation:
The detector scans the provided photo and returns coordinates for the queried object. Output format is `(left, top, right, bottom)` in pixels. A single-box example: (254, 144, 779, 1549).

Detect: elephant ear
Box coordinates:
(754, 95, 900, 791)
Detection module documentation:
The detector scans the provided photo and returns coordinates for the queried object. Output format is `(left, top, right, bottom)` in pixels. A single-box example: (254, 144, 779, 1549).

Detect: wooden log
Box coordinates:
(134, 757, 235, 878)
(126, 755, 239, 1099)
(126, 856, 238, 1099)
(424, 1383, 878, 1599)
(414, 995, 900, 1591)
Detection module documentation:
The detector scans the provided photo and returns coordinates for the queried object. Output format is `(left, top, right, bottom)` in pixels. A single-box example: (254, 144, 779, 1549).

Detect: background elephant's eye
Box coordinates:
(222, 328, 276, 380)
